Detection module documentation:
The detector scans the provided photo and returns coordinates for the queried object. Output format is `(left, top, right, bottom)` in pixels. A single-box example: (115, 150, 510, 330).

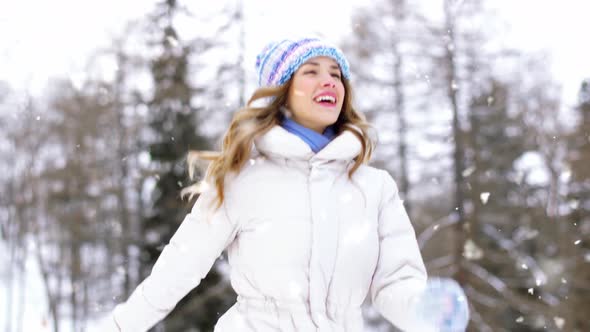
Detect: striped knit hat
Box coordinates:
(255, 37, 351, 88)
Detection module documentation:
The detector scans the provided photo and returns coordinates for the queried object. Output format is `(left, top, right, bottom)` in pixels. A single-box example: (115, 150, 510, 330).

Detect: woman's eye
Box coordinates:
(303, 70, 340, 79)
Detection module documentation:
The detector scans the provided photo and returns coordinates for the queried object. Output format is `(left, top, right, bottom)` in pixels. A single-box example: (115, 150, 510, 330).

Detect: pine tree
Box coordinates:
(139, 1, 232, 330)
(464, 79, 541, 329)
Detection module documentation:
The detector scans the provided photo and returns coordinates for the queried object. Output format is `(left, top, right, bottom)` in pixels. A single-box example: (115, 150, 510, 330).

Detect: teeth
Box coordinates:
(314, 95, 336, 103)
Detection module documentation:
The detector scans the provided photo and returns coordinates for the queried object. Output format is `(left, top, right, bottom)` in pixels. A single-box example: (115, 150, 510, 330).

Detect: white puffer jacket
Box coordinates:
(107, 125, 429, 331)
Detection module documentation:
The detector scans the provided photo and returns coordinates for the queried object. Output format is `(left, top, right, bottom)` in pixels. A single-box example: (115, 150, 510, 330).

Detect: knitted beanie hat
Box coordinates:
(255, 37, 351, 88)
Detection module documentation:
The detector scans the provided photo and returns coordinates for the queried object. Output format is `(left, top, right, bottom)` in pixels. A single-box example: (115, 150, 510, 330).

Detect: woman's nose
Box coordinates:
(322, 76, 336, 88)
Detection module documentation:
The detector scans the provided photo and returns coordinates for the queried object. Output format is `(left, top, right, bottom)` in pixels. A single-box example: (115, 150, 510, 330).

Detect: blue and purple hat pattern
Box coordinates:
(255, 37, 351, 88)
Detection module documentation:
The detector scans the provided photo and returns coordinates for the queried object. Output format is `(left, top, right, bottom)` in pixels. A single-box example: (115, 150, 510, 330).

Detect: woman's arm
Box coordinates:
(369, 170, 432, 332)
(108, 185, 240, 331)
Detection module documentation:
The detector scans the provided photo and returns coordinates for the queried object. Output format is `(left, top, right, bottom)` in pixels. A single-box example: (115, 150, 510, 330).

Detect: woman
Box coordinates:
(104, 37, 440, 331)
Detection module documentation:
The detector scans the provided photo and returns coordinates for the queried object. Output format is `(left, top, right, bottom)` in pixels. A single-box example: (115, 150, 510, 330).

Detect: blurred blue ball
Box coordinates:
(414, 277, 470, 332)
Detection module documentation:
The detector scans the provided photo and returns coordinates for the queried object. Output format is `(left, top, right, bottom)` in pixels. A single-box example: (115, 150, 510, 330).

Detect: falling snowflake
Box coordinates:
(463, 239, 483, 260)
(480, 192, 490, 205)
(293, 90, 305, 97)
(462, 166, 476, 177)
(90, 301, 104, 312)
(560, 170, 571, 182)
(516, 316, 524, 323)
(528, 288, 534, 295)
(196, 181, 210, 193)
(166, 36, 179, 47)
(554, 316, 565, 329)
(574, 240, 581, 245)
(36, 115, 40, 120)
(521, 263, 528, 270)
(561, 278, 567, 284)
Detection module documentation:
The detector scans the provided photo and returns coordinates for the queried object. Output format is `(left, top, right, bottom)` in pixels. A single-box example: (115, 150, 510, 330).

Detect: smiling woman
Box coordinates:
(99, 36, 447, 332)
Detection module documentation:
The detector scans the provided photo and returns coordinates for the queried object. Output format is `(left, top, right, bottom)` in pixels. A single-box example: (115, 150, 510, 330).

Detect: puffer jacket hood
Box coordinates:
(254, 124, 362, 162)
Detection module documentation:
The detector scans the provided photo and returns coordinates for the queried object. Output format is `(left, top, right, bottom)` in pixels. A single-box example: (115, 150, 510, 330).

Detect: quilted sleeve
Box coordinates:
(108, 185, 240, 331)
(369, 170, 432, 332)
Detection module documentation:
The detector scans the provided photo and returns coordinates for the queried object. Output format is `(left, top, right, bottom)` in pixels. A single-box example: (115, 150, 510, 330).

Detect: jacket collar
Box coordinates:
(254, 125, 362, 163)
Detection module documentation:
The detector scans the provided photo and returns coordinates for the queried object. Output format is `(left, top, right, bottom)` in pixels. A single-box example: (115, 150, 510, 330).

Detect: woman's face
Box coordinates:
(286, 56, 345, 133)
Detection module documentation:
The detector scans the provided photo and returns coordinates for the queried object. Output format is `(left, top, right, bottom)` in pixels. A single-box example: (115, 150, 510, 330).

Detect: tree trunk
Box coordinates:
(392, 28, 411, 216)
(444, 0, 467, 285)
(114, 51, 133, 298)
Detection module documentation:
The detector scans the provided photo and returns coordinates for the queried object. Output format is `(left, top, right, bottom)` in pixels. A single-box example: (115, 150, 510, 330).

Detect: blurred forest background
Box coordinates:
(1, 0, 589, 331)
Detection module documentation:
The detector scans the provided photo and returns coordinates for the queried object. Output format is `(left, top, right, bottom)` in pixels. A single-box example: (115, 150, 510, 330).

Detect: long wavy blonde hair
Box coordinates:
(181, 76, 375, 210)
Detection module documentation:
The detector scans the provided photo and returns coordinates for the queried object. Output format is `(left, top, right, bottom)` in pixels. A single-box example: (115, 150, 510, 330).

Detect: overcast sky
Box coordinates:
(1, 0, 588, 104)
(490, 0, 590, 106)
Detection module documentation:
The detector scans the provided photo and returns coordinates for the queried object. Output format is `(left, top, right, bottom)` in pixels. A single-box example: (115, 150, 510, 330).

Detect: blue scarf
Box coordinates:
(280, 117, 337, 153)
